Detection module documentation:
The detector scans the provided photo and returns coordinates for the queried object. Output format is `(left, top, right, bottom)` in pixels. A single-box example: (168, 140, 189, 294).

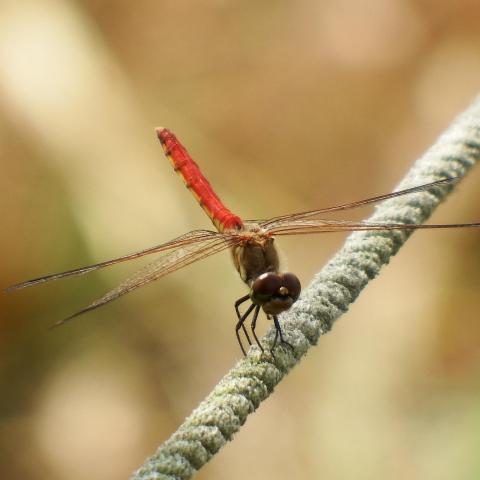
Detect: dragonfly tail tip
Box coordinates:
(155, 126, 166, 136)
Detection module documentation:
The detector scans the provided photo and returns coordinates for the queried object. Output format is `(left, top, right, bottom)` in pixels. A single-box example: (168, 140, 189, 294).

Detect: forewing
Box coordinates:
(259, 177, 460, 230)
(5, 230, 220, 292)
(54, 233, 241, 326)
(263, 218, 480, 236)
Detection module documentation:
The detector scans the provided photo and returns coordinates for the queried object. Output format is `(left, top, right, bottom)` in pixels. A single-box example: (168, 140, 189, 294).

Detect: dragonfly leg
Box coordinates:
(235, 294, 252, 347)
(270, 328, 279, 360)
(272, 315, 294, 353)
(250, 305, 263, 352)
(235, 302, 255, 355)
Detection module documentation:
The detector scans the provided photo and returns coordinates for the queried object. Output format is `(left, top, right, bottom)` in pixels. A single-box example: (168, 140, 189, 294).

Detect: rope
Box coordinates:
(132, 96, 480, 480)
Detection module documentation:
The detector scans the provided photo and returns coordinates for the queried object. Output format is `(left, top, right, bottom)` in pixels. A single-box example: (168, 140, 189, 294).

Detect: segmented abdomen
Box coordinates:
(157, 128, 244, 232)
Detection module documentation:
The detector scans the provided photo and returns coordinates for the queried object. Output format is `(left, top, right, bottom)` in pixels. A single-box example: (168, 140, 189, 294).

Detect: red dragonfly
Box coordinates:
(6, 129, 480, 354)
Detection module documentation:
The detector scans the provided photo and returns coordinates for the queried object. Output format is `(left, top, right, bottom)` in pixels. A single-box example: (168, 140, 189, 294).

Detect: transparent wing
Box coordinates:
(263, 218, 480, 236)
(258, 177, 460, 230)
(52, 232, 242, 326)
(5, 230, 221, 292)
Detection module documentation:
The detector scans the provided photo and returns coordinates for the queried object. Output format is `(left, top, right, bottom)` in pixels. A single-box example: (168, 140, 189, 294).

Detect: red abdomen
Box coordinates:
(157, 128, 243, 232)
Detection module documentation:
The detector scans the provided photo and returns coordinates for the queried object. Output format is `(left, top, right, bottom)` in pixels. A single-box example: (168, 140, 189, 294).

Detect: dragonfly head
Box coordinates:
(251, 272, 301, 315)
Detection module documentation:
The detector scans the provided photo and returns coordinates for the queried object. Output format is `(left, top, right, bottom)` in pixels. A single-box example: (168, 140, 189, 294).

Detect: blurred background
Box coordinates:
(1, 1, 480, 479)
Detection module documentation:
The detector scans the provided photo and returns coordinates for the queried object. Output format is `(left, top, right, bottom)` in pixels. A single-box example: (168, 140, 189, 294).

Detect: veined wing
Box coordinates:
(52, 232, 242, 326)
(263, 218, 480, 236)
(259, 177, 460, 229)
(5, 230, 222, 292)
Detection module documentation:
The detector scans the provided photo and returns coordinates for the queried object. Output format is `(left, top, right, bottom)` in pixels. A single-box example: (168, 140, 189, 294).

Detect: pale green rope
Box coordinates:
(132, 97, 480, 480)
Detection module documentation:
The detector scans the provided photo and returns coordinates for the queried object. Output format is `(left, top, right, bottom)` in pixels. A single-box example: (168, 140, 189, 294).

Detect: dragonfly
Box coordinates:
(6, 128, 480, 355)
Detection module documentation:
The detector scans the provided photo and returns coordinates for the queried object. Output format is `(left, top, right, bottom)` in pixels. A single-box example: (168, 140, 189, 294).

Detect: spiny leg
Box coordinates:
(250, 305, 263, 352)
(270, 328, 279, 360)
(234, 294, 252, 347)
(235, 302, 256, 355)
(272, 315, 294, 353)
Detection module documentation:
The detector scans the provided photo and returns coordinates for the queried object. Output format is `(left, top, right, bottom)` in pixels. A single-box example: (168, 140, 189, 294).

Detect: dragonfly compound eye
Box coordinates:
(280, 272, 301, 301)
(251, 272, 282, 299)
(251, 272, 302, 315)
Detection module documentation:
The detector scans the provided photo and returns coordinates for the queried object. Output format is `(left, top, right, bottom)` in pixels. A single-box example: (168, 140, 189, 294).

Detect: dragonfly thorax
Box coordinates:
(231, 234, 280, 285)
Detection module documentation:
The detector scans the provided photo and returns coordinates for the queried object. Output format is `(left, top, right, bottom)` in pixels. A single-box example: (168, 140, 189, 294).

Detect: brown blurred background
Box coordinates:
(1, 1, 480, 479)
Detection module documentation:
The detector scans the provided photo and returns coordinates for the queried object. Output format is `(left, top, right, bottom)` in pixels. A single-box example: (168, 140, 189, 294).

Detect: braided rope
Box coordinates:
(132, 97, 480, 480)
